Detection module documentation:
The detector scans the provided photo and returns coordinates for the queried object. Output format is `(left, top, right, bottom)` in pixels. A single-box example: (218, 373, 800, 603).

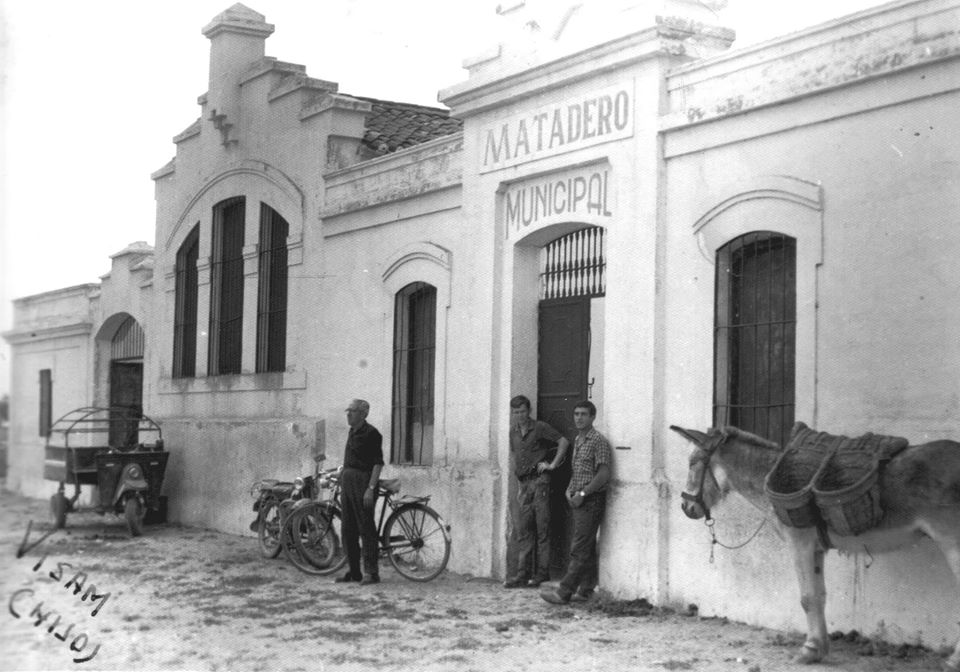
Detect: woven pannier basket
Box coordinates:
(763, 448, 832, 528)
(812, 452, 883, 537)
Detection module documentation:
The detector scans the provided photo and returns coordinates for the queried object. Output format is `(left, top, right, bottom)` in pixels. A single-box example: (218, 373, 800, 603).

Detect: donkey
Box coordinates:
(669, 424, 960, 670)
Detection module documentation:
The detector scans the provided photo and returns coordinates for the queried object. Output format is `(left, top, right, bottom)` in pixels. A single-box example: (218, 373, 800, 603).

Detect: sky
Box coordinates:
(0, 0, 887, 394)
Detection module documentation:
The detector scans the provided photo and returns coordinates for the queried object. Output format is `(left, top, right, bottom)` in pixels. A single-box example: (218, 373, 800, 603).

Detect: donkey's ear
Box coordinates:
(669, 425, 709, 446)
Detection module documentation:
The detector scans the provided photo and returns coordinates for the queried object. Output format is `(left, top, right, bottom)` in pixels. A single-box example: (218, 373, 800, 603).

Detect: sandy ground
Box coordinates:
(0, 488, 948, 672)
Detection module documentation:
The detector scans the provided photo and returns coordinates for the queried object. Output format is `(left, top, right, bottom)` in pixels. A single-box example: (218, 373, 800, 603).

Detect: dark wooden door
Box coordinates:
(537, 296, 590, 576)
(109, 361, 143, 448)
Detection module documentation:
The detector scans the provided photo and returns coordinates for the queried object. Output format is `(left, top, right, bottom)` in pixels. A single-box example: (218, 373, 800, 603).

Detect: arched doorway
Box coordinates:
(531, 226, 607, 577)
(108, 315, 144, 447)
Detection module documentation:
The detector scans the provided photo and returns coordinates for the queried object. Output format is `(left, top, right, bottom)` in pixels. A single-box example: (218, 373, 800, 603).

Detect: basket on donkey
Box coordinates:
(763, 422, 906, 536)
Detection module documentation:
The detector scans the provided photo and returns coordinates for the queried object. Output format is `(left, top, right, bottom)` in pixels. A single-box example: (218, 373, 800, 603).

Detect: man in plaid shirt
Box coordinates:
(541, 400, 611, 604)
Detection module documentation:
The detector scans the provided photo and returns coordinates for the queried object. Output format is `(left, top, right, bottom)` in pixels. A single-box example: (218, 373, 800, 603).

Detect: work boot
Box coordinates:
(569, 589, 594, 602)
(540, 588, 571, 605)
(334, 572, 361, 583)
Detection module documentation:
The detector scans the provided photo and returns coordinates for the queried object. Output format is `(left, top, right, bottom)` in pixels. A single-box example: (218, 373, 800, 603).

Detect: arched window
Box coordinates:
(714, 231, 796, 447)
(208, 197, 245, 375)
(256, 204, 288, 373)
(539, 226, 605, 299)
(111, 315, 144, 362)
(173, 224, 200, 378)
(392, 282, 437, 465)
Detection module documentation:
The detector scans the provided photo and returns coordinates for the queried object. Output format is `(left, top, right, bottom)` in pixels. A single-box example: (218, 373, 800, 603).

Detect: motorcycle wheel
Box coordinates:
(124, 496, 144, 537)
(257, 499, 283, 559)
(50, 492, 68, 530)
(282, 504, 347, 576)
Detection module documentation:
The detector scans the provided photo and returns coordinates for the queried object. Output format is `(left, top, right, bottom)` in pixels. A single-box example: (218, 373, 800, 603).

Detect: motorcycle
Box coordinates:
(249, 456, 322, 559)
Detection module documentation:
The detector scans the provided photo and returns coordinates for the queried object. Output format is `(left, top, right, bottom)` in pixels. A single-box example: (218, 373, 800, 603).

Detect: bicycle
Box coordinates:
(280, 465, 452, 581)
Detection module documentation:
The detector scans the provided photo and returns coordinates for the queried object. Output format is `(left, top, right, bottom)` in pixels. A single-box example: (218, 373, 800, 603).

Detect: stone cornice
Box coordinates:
(663, 0, 960, 129)
(201, 5, 274, 40)
(299, 93, 372, 122)
(440, 22, 728, 117)
(173, 119, 201, 145)
(3, 322, 94, 345)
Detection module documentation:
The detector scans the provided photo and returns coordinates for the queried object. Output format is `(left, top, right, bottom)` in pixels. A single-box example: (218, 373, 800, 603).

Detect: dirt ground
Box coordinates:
(0, 489, 948, 672)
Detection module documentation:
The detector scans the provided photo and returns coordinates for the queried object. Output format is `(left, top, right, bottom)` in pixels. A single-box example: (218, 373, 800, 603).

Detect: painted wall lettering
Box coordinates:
(504, 166, 614, 238)
(480, 84, 633, 172)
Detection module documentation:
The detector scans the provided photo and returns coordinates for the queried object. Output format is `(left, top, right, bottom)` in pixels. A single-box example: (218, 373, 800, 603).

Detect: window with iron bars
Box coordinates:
(208, 197, 245, 376)
(112, 315, 144, 362)
(391, 282, 436, 466)
(256, 204, 288, 373)
(39, 369, 52, 438)
(714, 231, 796, 448)
(539, 226, 606, 300)
(173, 225, 199, 378)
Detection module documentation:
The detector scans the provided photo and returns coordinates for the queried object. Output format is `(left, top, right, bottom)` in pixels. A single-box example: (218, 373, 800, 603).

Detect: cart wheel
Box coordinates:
(125, 497, 144, 537)
(50, 492, 68, 529)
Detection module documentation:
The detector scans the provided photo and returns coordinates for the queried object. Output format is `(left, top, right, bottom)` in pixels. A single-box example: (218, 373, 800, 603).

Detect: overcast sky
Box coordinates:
(0, 0, 886, 394)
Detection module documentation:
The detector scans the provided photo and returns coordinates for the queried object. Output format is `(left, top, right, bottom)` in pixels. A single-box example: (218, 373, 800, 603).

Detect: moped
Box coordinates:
(249, 456, 320, 558)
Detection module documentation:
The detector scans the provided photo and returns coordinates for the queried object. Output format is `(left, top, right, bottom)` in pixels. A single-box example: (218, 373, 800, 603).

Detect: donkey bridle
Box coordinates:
(680, 432, 727, 522)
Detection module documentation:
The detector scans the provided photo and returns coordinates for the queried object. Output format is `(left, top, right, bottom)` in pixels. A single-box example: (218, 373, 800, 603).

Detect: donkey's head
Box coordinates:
(669, 425, 732, 521)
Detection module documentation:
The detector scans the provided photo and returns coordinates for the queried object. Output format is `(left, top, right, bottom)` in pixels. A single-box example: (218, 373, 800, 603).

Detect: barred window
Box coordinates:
(39, 369, 52, 438)
(539, 226, 605, 300)
(112, 315, 144, 362)
(208, 197, 245, 375)
(256, 204, 288, 373)
(714, 231, 796, 447)
(392, 282, 436, 465)
(173, 225, 199, 378)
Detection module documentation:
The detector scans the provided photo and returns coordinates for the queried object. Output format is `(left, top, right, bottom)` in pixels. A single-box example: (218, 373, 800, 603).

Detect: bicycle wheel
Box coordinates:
(257, 499, 283, 559)
(288, 503, 347, 575)
(383, 503, 451, 581)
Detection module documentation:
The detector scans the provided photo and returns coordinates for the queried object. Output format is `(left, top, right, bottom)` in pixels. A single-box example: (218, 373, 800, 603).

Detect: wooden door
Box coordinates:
(537, 296, 590, 576)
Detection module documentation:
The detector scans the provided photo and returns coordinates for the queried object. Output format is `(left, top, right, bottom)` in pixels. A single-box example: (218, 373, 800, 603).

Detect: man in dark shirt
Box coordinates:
(335, 399, 384, 585)
(504, 394, 569, 588)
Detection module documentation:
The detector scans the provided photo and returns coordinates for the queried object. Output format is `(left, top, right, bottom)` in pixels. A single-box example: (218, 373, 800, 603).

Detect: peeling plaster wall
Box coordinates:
(661, 1, 960, 646)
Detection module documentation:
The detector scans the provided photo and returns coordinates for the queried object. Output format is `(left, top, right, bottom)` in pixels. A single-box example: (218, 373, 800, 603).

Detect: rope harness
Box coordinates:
(680, 431, 767, 563)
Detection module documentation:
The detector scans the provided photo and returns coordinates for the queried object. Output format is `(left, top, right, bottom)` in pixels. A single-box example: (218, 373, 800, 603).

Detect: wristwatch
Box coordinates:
(578, 490, 586, 498)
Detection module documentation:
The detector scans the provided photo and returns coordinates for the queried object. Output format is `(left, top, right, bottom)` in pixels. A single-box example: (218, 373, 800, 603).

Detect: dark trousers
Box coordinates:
(341, 467, 379, 578)
(515, 474, 552, 580)
(558, 493, 606, 598)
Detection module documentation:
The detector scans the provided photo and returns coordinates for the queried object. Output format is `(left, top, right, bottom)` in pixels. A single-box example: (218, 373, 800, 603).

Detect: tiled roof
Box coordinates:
(351, 96, 463, 156)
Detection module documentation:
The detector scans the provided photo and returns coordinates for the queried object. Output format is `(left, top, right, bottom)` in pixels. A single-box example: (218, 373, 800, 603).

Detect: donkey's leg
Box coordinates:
(926, 519, 960, 672)
(787, 528, 829, 664)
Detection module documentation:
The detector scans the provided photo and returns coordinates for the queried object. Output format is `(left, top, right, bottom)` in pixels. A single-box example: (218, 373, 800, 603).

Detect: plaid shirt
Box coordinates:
(567, 427, 612, 495)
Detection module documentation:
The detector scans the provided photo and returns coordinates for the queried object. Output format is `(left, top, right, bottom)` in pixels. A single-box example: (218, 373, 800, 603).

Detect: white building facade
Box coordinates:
(5, 0, 959, 650)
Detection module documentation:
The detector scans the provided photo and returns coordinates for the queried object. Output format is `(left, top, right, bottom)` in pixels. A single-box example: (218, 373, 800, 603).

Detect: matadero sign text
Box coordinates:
(480, 84, 633, 172)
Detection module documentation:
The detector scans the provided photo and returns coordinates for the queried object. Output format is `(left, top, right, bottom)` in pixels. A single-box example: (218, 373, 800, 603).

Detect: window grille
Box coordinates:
(392, 282, 436, 466)
(714, 231, 796, 448)
(539, 227, 605, 300)
(256, 204, 289, 373)
(173, 225, 199, 378)
(208, 197, 245, 375)
(39, 369, 52, 438)
(111, 316, 144, 361)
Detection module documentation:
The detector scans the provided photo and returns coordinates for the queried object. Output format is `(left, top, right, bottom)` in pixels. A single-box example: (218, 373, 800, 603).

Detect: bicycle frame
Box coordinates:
(319, 471, 433, 554)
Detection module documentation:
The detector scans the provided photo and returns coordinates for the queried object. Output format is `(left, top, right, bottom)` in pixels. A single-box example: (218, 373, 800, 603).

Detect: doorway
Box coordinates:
(537, 296, 590, 576)
(534, 226, 605, 577)
(107, 316, 144, 448)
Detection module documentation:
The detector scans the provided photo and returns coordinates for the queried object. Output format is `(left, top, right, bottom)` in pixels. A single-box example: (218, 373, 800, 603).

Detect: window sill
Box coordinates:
(158, 370, 307, 395)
